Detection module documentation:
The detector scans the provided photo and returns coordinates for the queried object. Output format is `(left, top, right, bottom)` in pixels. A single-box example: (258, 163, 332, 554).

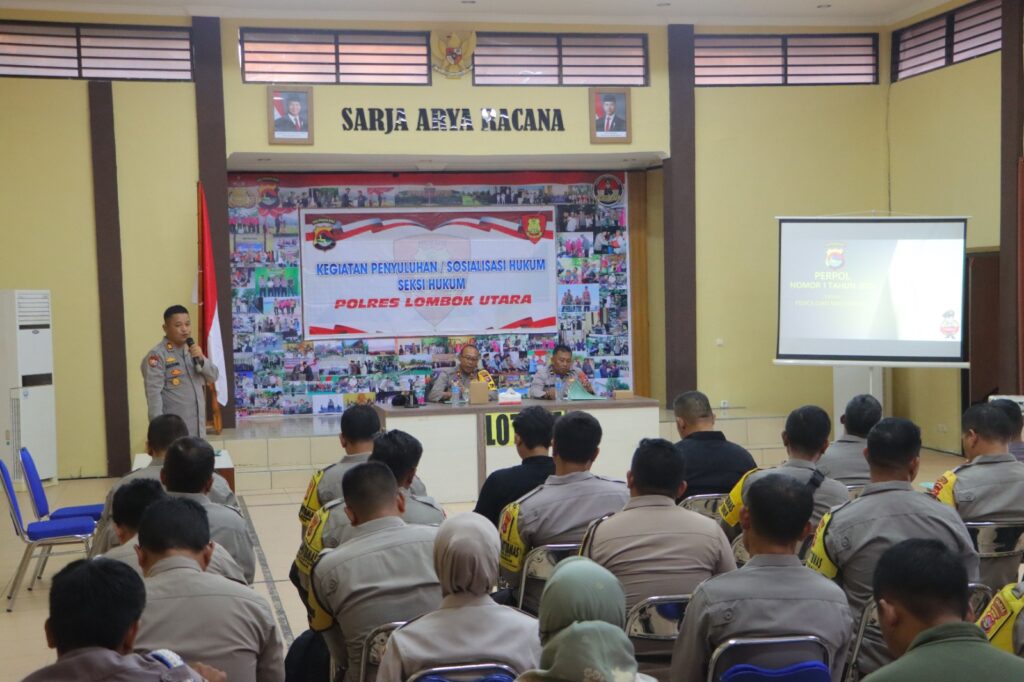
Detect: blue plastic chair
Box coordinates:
(19, 447, 104, 521)
(721, 661, 831, 682)
(0, 459, 95, 611)
(707, 636, 830, 682)
(408, 663, 519, 682)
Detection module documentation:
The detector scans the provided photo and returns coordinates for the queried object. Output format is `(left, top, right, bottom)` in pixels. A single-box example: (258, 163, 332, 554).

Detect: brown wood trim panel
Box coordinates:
(88, 81, 132, 476)
(999, 0, 1022, 394)
(192, 16, 236, 427)
(627, 170, 651, 398)
(663, 24, 697, 407)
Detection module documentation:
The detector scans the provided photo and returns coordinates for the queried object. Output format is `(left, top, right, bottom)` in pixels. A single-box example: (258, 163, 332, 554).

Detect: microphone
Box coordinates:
(186, 337, 200, 368)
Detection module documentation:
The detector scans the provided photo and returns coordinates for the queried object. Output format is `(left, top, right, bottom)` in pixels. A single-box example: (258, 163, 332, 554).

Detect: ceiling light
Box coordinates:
(462, 0, 476, 3)
(657, 2, 671, 5)
(817, 3, 831, 7)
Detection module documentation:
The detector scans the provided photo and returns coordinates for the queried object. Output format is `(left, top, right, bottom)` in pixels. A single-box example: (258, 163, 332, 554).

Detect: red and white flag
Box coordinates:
(199, 183, 228, 405)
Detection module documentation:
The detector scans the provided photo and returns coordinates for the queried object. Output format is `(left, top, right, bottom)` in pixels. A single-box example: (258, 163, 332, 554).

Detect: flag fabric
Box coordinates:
(199, 183, 228, 405)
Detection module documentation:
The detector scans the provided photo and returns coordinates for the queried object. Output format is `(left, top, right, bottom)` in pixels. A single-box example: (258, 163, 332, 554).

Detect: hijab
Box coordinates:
(538, 556, 626, 643)
(433, 512, 499, 597)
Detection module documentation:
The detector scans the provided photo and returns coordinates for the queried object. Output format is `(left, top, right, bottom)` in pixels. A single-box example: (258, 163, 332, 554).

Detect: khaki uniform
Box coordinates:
(528, 364, 592, 399)
(427, 366, 497, 402)
(22, 646, 204, 682)
(817, 435, 870, 486)
(102, 535, 246, 585)
(670, 554, 853, 682)
(141, 337, 218, 438)
(169, 492, 255, 584)
(498, 471, 630, 613)
(91, 460, 237, 556)
(309, 516, 441, 682)
(376, 593, 541, 682)
(136, 556, 284, 682)
(931, 453, 1024, 589)
(806, 481, 980, 676)
(720, 459, 849, 533)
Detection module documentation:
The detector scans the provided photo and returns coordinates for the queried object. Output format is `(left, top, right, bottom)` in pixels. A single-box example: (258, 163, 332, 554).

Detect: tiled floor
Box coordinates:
(0, 449, 960, 679)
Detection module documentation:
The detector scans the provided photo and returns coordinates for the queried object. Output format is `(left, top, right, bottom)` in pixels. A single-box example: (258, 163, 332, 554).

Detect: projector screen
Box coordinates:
(776, 217, 967, 365)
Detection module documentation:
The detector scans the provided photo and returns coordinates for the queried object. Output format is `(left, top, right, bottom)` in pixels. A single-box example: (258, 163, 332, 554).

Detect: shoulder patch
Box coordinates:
(930, 470, 959, 507)
(978, 584, 1024, 653)
(805, 511, 839, 579)
(498, 502, 527, 573)
(720, 468, 759, 527)
(147, 354, 159, 367)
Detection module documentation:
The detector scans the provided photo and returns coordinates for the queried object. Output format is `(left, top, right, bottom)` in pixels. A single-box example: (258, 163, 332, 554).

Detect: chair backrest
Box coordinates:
(964, 521, 1024, 559)
(845, 485, 865, 500)
(841, 602, 878, 682)
(0, 459, 27, 539)
(679, 494, 726, 519)
(18, 448, 50, 519)
(720, 661, 830, 682)
(708, 636, 830, 682)
(731, 534, 750, 567)
(359, 621, 405, 682)
(517, 543, 581, 609)
(968, 582, 995, 618)
(406, 662, 519, 682)
(625, 594, 690, 640)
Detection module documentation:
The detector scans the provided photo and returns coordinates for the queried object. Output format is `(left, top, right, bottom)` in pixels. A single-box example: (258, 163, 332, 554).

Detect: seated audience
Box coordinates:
(517, 557, 655, 682)
(474, 406, 557, 526)
(990, 398, 1024, 463)
(806, 417, 979, 677)
(672, 475, 852, 682)
(931, 403, 1024, 589)
(23, 557, 223, 682)
(309, 462, 441, 682)
(376, 513, 541, 681)
(498, 411, 629, 613)
(91, 414, 236, 555)
(162, 436, 256, 583)
(133, 498, 285, 682)
(864, 539, 1024, 681)
(101, 478, 244, 583)
(721, 405, 848, 536)
(817, 394, 882, 485)
(672, 391, 756, 498)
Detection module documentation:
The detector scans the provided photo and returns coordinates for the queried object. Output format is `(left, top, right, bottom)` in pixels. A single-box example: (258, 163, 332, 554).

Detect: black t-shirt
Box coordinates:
(474, 456, 556, 526)
(676, 431, 757, 498)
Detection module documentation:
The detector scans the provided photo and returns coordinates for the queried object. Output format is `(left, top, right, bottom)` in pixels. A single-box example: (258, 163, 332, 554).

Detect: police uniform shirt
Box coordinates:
(308, 516, 441, 682)
(806, 480, 979, 676)
(22, 646, 205, 682)
(669, 554, 852, 682)
(141, 337, 219, 439)
(527, 364, 590, 399)
(136, 556, 284, 682)
(473, 456, 555, 527)
(720, 459, 849, 531)
(498, 471, 629, 612)
(675, 432, 757, 498)
(168, 491, 255, 584)
(817, 435, 870, 486)
(581, 494, 736, 611)
(102, 535, 246, 585)
(426, 366, 497, 402)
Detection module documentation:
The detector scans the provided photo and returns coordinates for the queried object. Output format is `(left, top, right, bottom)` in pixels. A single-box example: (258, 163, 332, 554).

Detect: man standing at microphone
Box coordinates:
(142, 305, 219, 438)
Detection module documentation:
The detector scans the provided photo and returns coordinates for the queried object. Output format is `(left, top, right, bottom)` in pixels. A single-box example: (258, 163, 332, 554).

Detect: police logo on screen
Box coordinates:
(825, 243, 845, 269)
(940, 310, 960, 339)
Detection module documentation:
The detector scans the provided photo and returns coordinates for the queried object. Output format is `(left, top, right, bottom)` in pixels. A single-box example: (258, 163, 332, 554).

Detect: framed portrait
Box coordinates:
(268, 86, 314, 146)
(589, 87, 631, 145)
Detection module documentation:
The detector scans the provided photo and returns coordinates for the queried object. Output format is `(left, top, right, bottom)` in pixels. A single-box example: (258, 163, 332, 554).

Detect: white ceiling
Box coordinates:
(0, 0, 949, 27)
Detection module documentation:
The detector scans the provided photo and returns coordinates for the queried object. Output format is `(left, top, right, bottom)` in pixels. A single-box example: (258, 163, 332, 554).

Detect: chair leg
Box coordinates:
(7, 543, 36, 612)
(29, 545, 52, 590)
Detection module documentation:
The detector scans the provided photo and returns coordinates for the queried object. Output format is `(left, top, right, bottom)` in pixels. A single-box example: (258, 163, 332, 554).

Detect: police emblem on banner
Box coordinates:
(228, 187, 258, 209)
(312, 218, 338, 252)
(256, 177, 283, 216)
(825, 243, 845, 269)
(593, 174, 623, 206)
(431, 31, 475, 78)
(522, 214, 546, 244)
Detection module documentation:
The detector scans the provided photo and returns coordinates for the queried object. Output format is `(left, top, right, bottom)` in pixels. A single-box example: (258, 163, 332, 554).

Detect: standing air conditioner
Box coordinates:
(0, 290, 57, 483)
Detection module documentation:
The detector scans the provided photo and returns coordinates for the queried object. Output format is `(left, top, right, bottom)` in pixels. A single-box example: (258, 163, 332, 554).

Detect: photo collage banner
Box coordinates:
(227, 171, 632, 417)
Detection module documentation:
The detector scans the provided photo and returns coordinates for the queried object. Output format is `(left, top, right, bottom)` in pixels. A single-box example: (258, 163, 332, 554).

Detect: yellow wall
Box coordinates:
(645, 168, 667, 403)
(889, 53, 1001, 452)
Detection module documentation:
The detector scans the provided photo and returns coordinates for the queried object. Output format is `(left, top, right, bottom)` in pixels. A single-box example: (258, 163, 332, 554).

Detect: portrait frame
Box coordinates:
(268, 85, 314, 146)
(589, 87, 631, 145)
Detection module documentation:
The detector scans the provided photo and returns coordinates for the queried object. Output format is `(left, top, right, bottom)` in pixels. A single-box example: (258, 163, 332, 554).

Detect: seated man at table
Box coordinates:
(498, 410, 629, 613)
(528, 344, 595, 400)
(91, 414, 237, 556)
(673, 390, 756, 499)
(427, 343, 496, 402)
(818, 394, 882, 486)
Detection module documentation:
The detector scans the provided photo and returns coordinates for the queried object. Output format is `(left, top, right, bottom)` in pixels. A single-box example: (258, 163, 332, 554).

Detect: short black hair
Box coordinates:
(48, 558, 146, 654)
(162, 437, 215, 493)
(873, 538, 968, 621)
(341, 461, 398, 518)
(989, 399, 1024, 438)
(673, 391, 712, 421)
(784, 405, 831, 455)
(370, 430, 423, 482)
(512, 406, 556, 450)
(630, 438, 686, 497)
(866, 418, 922, 470)
(163, 304, 189, 321)
(962, 403, 1014, 443)
(340, 404, 381, 442)
(147, 414, 189, 454)
(137, 497, 210, 553)
(552, 344, 572, 357)
(745, 474, 814, 544)
(111, 479, 166, 531)
(458, 344, 479, 357)
(844, 394, 883, 437)
(552, 411, 602, 463)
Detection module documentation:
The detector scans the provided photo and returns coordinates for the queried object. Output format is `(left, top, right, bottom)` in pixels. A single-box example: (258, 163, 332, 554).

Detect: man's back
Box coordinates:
(103, 535, 246, 584)
(675, 432, 756, 497)
(298, 453, 426, 528)
(474, 456, 555, 526)
(23, 647, 204, 682)
(863, 622, 1024, 682)
(670, 555, 852, 682)
(135, 556, 284, 682)
(729, 460, 849, 530)
(817, 436, 870, 486)
(169, 492, 255, 583)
